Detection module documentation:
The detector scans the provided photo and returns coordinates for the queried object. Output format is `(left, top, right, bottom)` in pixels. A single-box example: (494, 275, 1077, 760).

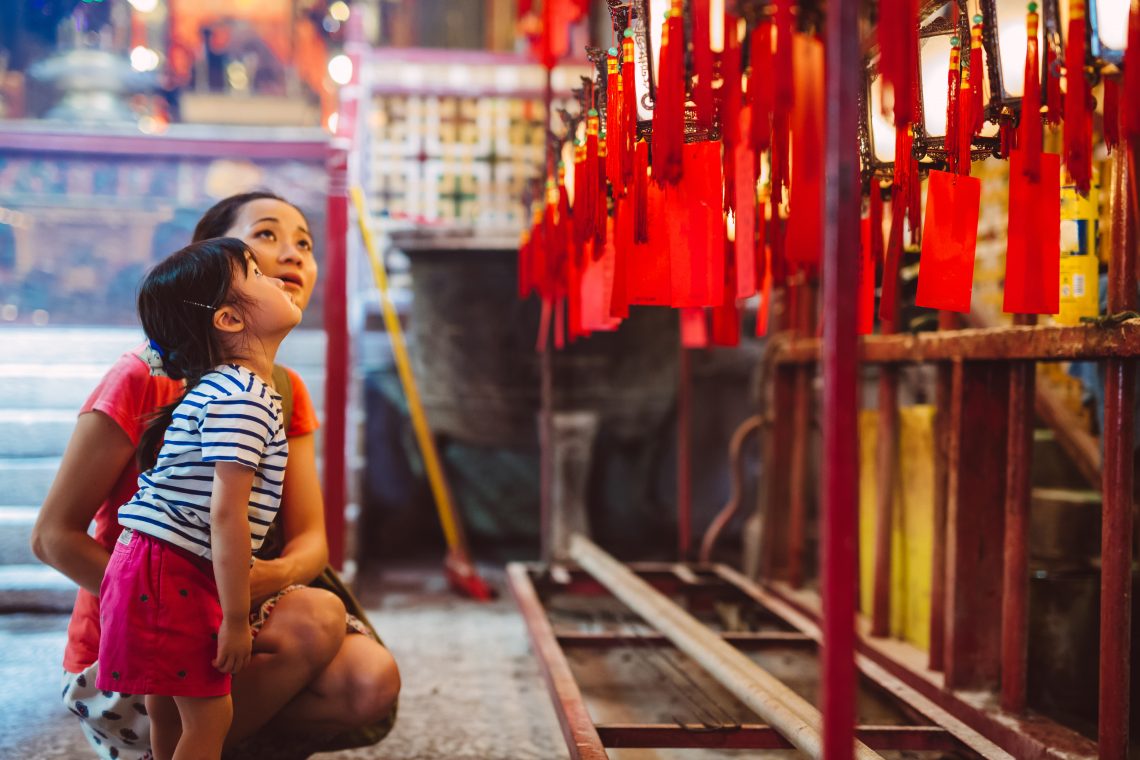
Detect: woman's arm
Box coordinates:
(212, 461, 255, 673)
(248, 432, 328, 601)
(30, 411, 136, 596)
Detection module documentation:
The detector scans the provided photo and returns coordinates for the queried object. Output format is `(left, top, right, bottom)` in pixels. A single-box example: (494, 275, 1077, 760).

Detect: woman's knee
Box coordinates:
(343, 639, 401, 725)
(255, 588, 346, 670)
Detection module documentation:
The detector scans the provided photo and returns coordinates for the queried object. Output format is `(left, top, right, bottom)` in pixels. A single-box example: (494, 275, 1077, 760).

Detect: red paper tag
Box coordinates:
(624, 189, 672, 305)
(711, 303, 741, 346)
(581, 231, 621, 332)
(734, 112, 759, 299)
(680, 307, 710, 348)
(668, 142, 725, 307)
(608, 214, 629, 319)
(915, 170, 981, 313)
(785, 34, 825, 272)
(567, 244, 584, 340)
(1004, 151, 1061, 315)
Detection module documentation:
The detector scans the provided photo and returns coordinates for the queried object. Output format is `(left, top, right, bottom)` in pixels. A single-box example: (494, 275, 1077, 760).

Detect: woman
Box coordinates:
(31, 191, 400, 760)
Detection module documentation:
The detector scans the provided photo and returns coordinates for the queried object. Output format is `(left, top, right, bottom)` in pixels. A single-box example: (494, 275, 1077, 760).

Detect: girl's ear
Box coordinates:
(213, 305, 244, 334)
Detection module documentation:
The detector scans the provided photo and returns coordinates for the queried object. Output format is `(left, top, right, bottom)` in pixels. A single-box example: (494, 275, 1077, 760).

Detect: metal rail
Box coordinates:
(568, 535, 884, 760)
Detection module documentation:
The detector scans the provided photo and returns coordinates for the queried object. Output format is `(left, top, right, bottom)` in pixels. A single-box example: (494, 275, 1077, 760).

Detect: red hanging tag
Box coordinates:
(581, 229, 621, 332)
(1020, 6, 1043, 180)
(625, 185, 672, 305)
(769, 195, 787, 286)
(734, 119, 759, 299)
(567, 240, 584, 341)
(786, 34, 825, 273)
(1045, 43, 1063, 126)
(606, 49, 625, 194)
(536, 295, 552, 352)
(1104, 78, 1120, 152)
(1064, 0, 1092, 195)
(668, 142, 725, 307)
(1124, 3, 1140, 144)
(774, 0, 794, 113)
(621, 30, 639, 189)
(652, 1, 685, 186)
(945, 38, 962, 171)
(692, 0, 714, 129)
(554, 296, 566, 350)
(915, 170, 982, 312)
(711, 303, 741, 346)
(859, 217, 875, 335)
(608, 214, 629, 319)
(633, 139, 650, 243)
(756, 241, 772, 337)
(1004, 150, 1061, 314)
(749, 21, 774, 158)
(680, 308, 710, 348)
(870, 180, 884, 265)
(878, 0, 918, 127)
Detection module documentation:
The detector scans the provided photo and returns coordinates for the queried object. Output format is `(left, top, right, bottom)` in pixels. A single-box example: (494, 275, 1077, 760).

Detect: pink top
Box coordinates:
(63, 349, 320, 673)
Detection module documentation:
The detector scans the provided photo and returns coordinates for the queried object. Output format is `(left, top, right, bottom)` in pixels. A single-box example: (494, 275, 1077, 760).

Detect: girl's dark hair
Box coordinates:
(136, 237, 253, 471)
(192, 190, 309, 242)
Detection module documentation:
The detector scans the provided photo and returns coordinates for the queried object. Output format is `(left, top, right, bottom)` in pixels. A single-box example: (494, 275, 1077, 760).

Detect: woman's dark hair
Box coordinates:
(136, 237, 253, 470)
(192, 190, 309, 243)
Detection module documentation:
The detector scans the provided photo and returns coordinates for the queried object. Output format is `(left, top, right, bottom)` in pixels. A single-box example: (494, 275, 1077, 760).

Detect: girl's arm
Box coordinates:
(31, 412, 135, 595)
(211, 461, 256, 673)
(248, 432, 328, 601)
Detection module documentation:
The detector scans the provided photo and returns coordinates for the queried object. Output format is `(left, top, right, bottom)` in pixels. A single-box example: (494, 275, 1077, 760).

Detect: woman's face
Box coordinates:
(225, 198, 318, 311)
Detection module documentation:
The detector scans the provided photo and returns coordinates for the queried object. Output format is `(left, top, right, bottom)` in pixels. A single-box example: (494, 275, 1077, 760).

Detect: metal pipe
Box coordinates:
(678, 343, 693, 560)
(1001, 315, 1036, 713)
(1099, 148, 1137, 760)
(568, 535, 885, 760)
(824, 0, 862, 752)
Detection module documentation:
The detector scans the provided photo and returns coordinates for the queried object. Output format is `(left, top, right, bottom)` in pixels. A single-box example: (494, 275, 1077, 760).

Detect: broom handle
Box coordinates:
(350, 187, 469, 558)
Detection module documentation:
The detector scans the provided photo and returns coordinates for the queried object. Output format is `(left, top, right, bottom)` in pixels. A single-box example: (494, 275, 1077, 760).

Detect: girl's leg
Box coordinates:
(173, 695, 232, 760)
(145, 694, 181, 760)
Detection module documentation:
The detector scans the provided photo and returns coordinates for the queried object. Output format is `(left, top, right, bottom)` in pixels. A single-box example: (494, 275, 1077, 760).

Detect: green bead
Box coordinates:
(624, 28, 634, 38)
(588, 108, 599, 116)
(609, 46, 619, 56)
(950, 36, 960, 45)
(1028, 1, 1038, 10)
(973, 14, 982, 23)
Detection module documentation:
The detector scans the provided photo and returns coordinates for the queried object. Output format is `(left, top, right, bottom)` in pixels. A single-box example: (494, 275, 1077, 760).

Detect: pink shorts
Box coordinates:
(96, 529, 229, 698)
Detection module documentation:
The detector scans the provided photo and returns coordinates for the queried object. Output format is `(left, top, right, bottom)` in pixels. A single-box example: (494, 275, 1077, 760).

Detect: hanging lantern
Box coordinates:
(860, 68, 900, 174)
(1042, 0, 1131, 66)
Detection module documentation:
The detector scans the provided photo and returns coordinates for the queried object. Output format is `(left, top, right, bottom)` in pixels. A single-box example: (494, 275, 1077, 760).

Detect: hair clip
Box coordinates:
(140, 338, 169, 378)
(183, 299, 217, 311)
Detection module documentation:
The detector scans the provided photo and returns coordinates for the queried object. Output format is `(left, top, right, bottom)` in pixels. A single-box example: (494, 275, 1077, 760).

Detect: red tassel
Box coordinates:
(1065, 0, 1092, 195)
(1020, 7, 1042, 180)
(692, 0, 714, 129)
(595, 138, 608, 251)
(585, 111, 601, 238)
(880, 125, 913, 325)
(870, 180, 884, 265)
(958, 62, 973, 175)
(1124, 3, 1140, 144)
(652, 2, 685, 186)
(970, 16, 986, 135)
(749, 21, 774, 160)
(945, 39, 962, 171)
(1001, 118, 1016, 159)
(1104, 78, 1120, 152)
(633, 139, 650, 244)
(558, 169, 573, 269)
(573, 143, 589, 247)
(606, 50, 625, 195)
(721, 13, 743, 214)
(878, 0, 918, 127)
(774, 0, 794, 113)
(772, 110, 790, 205)
(1045, 43, 1063, 126)
(621, 30, 638, 189)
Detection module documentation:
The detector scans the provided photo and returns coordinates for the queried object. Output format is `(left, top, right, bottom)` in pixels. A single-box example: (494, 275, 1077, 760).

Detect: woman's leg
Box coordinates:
(172, 695, 232, 760)
(268, 633, 401, 736)
(224, 587, 346, 746)
(145, 694, 181, 760)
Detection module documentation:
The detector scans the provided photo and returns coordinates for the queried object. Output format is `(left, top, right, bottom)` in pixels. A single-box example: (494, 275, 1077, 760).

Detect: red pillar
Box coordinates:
(323, 148, 349, 570)
(822, 0, 860, 753)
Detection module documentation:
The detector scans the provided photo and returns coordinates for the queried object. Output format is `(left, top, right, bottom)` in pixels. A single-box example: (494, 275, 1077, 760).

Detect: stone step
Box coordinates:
(0, 458, 58, 507)
(0, 410, 77, 458)
(0, 364, 107, 410)
(0, 507, 40, 566)
(0, 564, 76, 613)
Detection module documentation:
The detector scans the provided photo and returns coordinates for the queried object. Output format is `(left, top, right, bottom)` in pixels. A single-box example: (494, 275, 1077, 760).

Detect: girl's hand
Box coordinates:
(213, 617, 252, 674)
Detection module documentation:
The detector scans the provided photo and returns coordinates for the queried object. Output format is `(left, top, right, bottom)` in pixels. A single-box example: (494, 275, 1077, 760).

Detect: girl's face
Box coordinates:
(230, 255, 303, 338)
(225, 199, 318, 311)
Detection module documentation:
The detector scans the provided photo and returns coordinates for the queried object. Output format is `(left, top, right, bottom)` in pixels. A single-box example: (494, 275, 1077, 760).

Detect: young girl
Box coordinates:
(96, 236, 302, 760)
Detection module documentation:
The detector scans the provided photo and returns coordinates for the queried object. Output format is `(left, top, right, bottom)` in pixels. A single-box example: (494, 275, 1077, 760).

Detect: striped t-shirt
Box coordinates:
(118, 364, 288, 560)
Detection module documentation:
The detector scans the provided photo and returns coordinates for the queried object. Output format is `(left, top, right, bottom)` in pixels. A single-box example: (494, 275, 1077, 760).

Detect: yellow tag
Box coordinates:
(1059, 184, 1098, 257)
(1056, 254, 1099, 325)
